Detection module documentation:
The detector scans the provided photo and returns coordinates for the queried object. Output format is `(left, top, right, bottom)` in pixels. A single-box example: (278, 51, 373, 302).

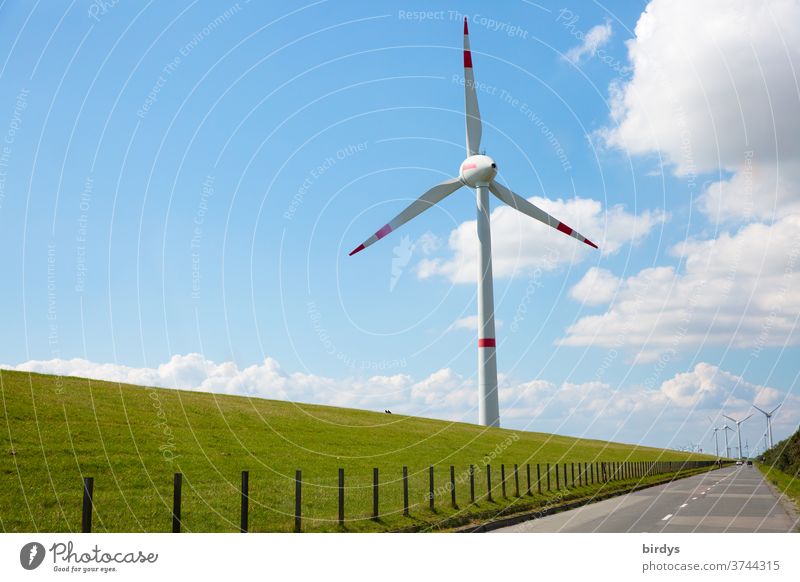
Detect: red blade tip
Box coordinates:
(584, 238, 599, 249)
(349, 244, 365, 256)
(463, 18, 469, 35)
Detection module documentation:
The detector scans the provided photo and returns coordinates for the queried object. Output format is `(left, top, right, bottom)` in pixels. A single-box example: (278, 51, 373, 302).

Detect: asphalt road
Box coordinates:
(493, 465, 799, 533)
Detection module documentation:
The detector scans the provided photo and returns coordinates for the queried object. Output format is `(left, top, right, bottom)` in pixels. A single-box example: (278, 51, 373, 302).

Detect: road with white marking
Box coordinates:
(493, 465, 798, 533)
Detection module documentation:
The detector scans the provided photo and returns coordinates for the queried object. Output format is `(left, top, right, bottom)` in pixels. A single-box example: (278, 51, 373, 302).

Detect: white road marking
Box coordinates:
(692, 497, 697, 500)
(680, 503, 688, 508)
(662, 514, 673, 521)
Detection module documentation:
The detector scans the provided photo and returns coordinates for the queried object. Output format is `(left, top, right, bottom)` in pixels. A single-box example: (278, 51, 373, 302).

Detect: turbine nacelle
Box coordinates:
(460, 154, 497, 188)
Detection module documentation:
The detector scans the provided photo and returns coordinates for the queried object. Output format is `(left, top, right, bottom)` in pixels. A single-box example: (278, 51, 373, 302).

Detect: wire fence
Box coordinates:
(78, 459, 725, 532)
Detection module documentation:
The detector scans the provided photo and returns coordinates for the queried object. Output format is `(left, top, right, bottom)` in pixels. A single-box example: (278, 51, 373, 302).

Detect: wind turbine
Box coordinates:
(722, 423, 733, 458)
(348, 19, 598, 427)
(752, 404, 780, 449)
(723, 413, 753, 460)
(708, 416, 720, 457)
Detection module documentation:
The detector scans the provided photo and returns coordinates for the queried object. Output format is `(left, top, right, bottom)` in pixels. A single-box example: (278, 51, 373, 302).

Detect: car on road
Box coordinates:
(747, 460, 753, 466)
(736, 460, 743, 465)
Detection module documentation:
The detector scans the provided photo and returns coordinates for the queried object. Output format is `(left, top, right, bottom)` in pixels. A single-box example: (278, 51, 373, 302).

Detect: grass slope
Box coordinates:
(1, 369, 713, 532)
(757, 426, 800, 513)
(757, 464, 800, 512)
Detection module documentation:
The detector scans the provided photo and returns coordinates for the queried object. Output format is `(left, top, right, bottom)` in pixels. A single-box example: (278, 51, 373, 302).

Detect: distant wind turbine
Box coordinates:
(722, 423, 733, 458)
(723, 413, 753, 460)
(708, 416, 720, 458)
(752, 404, 780, 449)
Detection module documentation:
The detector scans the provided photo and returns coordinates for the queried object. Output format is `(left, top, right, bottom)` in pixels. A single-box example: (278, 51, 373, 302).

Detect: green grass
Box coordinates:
(1, 369, 716, 532)
(757, 464, 800, 511)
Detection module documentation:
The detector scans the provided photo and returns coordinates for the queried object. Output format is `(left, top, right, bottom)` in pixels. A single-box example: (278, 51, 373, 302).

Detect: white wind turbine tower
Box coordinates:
(752, 404, 780, 449)
(722, 423, 733, 458)
(349, 19, 598, 427)
(708, 416, 721, 458)
(723, 413, 753, 460)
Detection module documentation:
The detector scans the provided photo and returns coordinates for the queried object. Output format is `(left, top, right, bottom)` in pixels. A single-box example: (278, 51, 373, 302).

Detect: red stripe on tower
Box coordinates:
(556, 222, 573, 236)
(478, 338, 496, 348)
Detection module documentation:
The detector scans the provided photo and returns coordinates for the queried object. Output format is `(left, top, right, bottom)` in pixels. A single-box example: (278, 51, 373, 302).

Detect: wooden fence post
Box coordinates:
(240, 470, 249, 533)
(294, 470, 302, 532)
(172, 473, 182, 533)
(373, 468, 379, 520)
(338, 468, 344, 526)
(501, 464, 507, 498)
(403, 466, 409, 516)
(487, 465, 493, 502)
(450, 465, 457, 508)
(469, 465, 475, 503)
(546, 463, 551, 491)
(526, 464, 532, 495)
(514, 464, 520, 497)
(537, 464, 542, 494)
(81, 477, 93, 533)
(555, 463, 560, 490)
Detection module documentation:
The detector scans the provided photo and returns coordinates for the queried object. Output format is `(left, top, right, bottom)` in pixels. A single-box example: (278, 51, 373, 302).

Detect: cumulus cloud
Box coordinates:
(569, 267, 622, 306)
(602, 0, 800, 221)
(446, 315, 503, 333)
(501, 362, 798, 448)
(6, 354, 411, 409)
(661, 363, 775, 409)
(564, 20, 613, 64)
(561, 216, 800, 361)
(417, 195, 666, 284)
(4, 356, 797, 447)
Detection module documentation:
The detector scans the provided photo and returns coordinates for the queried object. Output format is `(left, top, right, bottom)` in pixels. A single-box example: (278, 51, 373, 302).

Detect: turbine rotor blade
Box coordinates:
(752, 404, 768, 415)
(463, 18, 482, 156)
(769, 404, 781, 415)
(489, 181, 599, 249)
(349, 177, 464, 256)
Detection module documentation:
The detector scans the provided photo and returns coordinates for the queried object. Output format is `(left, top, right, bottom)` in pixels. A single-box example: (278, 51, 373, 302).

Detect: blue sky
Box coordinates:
(1, 0, 798, 452)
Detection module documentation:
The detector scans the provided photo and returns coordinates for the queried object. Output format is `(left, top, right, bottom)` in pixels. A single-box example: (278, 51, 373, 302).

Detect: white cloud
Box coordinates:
(500, 363, 799, 448)
(6, 354, 409, 409)
(569, 267, 621, 306)
(564, 20, 613, 64)
(446, 315, 503, 333)
(657, 363, 798, 437)
(602, 0, 800, 221)
(561, 215, 800, 361)
(4, 356, 797, 447)
(417, 196, 666, 284)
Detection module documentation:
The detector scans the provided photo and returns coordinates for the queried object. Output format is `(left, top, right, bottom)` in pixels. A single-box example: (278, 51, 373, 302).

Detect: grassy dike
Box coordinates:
(1, 369, 715, 532)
